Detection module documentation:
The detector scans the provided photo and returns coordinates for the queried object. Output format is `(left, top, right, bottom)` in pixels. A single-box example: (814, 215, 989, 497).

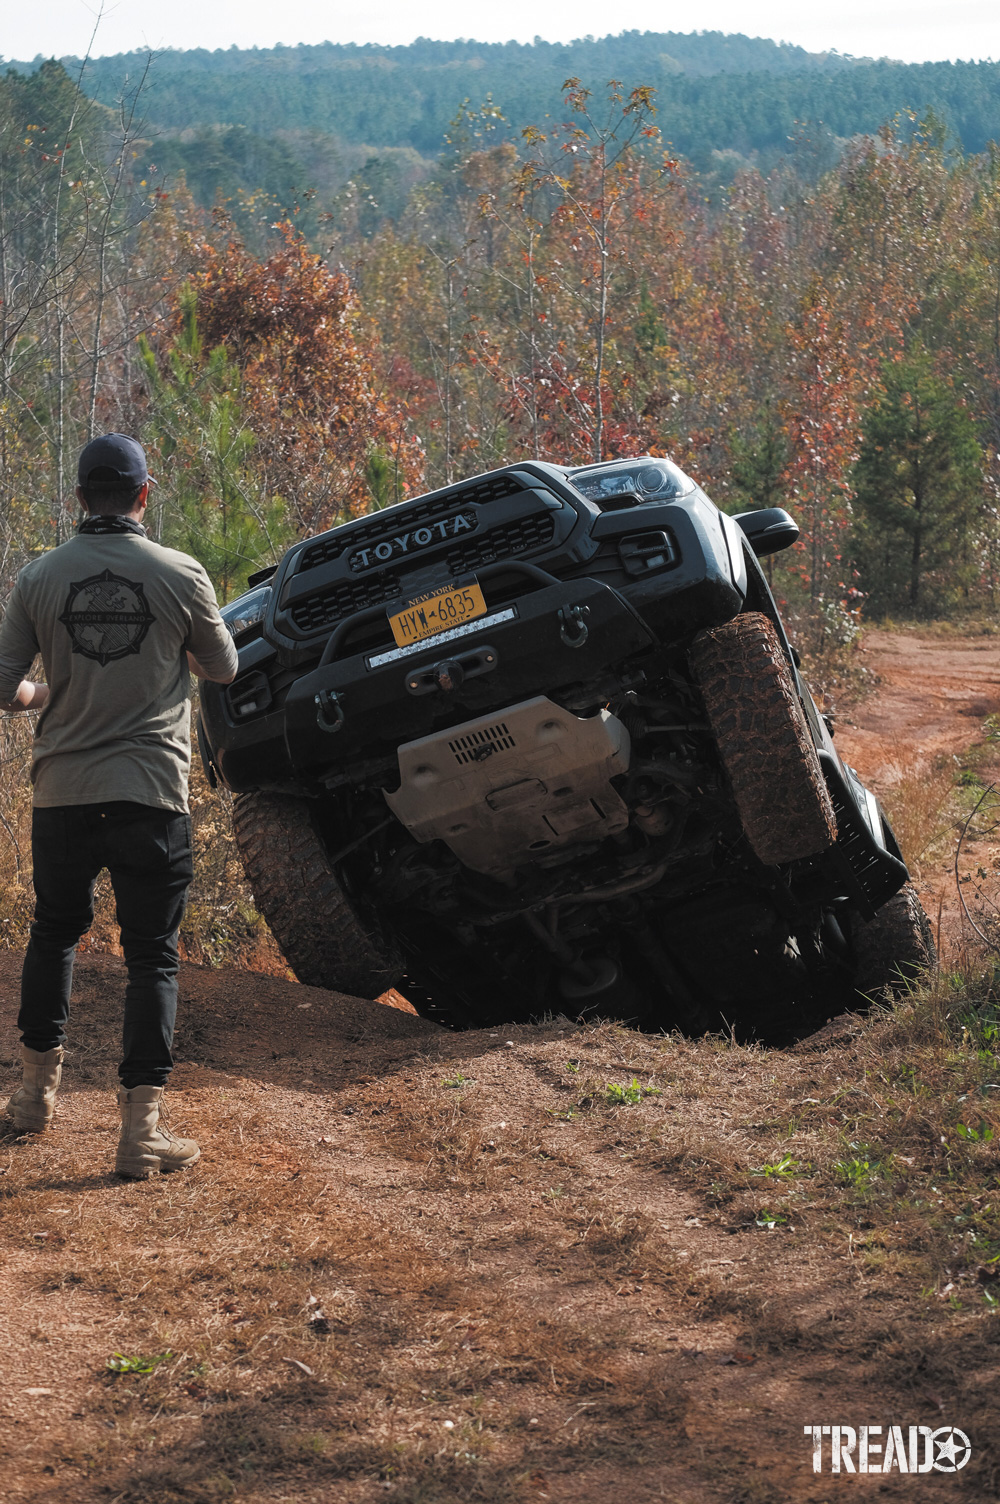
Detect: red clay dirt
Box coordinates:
(837, 632, 1000, 770)
(0, 628, 998, 1503)
(834, 627, 1000, 954)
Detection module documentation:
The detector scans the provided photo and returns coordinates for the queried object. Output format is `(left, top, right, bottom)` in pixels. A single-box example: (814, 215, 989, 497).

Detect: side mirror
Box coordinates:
(733, 507, 799, 557)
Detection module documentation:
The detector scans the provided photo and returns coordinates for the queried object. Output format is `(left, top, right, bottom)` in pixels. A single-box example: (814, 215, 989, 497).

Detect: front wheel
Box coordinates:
(690, 612, 837, 866)
(231, 791, 404, 998)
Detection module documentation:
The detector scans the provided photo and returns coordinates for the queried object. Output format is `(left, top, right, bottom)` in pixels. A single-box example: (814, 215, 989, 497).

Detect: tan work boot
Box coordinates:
(116, 1086, 201, 1179)
(6, 1046, 63, 1132)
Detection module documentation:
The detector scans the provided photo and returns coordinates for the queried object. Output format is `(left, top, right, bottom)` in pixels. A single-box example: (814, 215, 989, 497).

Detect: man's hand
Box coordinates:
(0, 680, 48, 712)
(187, 651, 236, 685)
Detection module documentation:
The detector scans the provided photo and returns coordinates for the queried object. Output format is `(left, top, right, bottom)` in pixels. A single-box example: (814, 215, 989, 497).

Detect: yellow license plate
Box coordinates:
(388, 582, 487, 648)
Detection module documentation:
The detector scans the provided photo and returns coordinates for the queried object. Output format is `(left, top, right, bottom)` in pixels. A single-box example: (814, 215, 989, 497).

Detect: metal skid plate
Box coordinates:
(384, 696, 631, 876)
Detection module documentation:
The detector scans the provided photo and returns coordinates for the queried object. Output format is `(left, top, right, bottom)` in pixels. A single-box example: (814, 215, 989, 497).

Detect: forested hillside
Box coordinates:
(2, 55, 1000, 633)
(70, 32, 859, 160)
(12, 32, 858, 156)
(8, 32, 1000, 172)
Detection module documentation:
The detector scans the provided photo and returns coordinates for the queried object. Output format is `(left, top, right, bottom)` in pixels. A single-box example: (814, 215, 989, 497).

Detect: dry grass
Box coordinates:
(0, 716, 39, 946)
(876, 746, 958, 874)
(791, 618, 875, 717)
(873, 615, 1000, 639)
(181, 760, 286, 973)
(0, 712, 286, 973)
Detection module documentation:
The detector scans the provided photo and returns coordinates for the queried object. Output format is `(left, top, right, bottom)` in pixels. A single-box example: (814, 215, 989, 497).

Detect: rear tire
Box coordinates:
(690, 612, 837, 865)
(232, 791, 404, 997)
(852, 883, 936, 1000)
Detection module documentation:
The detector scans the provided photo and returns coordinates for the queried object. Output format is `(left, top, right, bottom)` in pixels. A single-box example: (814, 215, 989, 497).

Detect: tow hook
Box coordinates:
(315, 688, 346, 733)
(558, 604, 591, 649)
(433, 659, 464, 692)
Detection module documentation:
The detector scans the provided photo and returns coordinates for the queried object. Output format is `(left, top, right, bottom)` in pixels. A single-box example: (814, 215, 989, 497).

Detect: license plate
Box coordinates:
(388, 582, 487, 648)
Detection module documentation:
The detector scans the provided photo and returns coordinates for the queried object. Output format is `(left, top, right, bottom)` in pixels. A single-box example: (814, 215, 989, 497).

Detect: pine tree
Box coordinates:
(729, 403, 789, 511)
(138, 286, 292, 600)
(851, 350, 982, 613)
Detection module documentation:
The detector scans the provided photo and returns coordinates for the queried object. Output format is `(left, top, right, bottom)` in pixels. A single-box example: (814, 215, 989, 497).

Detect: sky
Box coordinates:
(2, 0, 997, 66)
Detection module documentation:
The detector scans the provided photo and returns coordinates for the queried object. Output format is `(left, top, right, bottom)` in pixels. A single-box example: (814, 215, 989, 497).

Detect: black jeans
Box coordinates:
(19, 803, 194, 1089)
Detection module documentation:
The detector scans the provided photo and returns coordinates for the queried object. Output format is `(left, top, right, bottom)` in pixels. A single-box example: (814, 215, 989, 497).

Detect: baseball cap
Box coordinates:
(77, 433, 150, 490)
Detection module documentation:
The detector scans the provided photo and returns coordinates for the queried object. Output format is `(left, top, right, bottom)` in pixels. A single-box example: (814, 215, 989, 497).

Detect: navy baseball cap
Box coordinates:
(77, 433, 150, 490)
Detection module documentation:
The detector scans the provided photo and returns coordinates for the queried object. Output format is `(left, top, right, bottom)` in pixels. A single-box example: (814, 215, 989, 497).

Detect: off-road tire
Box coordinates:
(853, 883, 936, 1000)
(690, 612, 837, 865)
(231, 791, 403, 998)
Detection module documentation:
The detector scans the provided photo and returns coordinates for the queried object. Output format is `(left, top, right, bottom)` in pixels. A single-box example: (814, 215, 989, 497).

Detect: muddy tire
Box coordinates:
(231, 791, 403, 998)
(853, 883, 936, 1000)
(690, 612, 837, 865)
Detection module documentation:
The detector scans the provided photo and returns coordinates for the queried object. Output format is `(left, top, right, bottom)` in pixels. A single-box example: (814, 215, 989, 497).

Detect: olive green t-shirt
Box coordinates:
(0, 530, 238, 812)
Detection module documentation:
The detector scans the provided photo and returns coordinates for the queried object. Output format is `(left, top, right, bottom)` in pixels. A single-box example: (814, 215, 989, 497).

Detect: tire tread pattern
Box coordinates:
(853, 882, 936, 998)
(690, 612, 838, 865)
(232, 791, 402, 997)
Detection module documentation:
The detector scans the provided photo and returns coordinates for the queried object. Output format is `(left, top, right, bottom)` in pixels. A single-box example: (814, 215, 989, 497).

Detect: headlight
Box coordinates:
(220, 585, 271, 638)
(568, 456, 695, 506)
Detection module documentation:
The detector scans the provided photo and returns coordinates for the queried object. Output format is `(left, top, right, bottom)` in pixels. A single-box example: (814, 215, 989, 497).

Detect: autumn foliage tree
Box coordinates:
(175, 222, 423, 534)
(474, 80, 682, 464)
(6, 63, 1000, 624)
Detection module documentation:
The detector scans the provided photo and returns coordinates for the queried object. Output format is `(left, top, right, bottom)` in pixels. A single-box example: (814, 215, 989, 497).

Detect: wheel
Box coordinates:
(231, 791, 404, 997)
(690, 611, 837, 865)
(391, 911, 551, 1030)
(852, 883, 936, 1000)
(395, 974, 483, 1031)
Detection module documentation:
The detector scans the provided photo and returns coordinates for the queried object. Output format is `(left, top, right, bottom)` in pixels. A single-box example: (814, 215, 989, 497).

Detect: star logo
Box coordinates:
(931, 1426, 972, 1471)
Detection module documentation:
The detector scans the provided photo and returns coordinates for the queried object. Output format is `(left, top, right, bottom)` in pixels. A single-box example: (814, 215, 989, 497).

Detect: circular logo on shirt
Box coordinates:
(59, 569, 156, 667)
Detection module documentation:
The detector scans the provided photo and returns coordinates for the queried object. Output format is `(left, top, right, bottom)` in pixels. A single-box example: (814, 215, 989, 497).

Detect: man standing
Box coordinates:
(1, 434, 238, 1177)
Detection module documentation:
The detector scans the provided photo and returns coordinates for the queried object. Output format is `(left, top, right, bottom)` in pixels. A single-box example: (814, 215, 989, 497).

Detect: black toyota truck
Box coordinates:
(198, 455, 933, 1034)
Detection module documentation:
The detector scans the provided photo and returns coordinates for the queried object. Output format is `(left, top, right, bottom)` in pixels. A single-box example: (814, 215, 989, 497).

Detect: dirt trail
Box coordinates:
(837, 630, 1000, 770)
(835, 628, 1000, 952)
(1, 629, 998, 1503)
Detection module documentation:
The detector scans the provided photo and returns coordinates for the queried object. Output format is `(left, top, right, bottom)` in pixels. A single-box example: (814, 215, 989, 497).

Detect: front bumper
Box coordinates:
(203, 577, 657, 791)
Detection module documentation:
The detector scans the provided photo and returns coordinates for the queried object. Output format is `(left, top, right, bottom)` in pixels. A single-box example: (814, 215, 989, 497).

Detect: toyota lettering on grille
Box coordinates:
(348, 511, 477, 572)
